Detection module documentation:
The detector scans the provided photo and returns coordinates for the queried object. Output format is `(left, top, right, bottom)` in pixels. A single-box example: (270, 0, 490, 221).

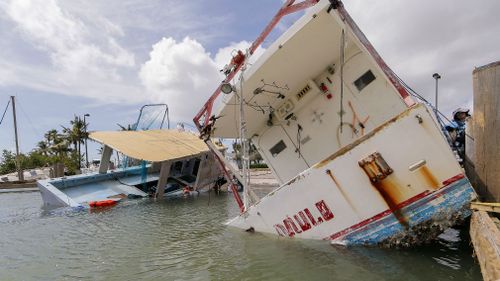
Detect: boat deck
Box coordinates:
(63, 176, 153, 204)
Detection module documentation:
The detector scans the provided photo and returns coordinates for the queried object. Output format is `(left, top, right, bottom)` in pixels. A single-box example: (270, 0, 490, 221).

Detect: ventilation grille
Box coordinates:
(296, 84, 312, 101)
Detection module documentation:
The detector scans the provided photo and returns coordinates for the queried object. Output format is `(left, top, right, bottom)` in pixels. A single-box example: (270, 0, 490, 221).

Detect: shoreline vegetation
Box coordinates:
(1, 115, 270, 179)
(0, 115, 88, 177)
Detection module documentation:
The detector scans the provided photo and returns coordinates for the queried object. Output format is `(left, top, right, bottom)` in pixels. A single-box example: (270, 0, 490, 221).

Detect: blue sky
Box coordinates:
(0, 0, 499, 161)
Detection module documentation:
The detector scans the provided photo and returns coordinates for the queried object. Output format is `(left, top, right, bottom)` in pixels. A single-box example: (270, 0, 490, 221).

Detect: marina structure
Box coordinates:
(38, 129, 224, 209)
(37, 104, 224, 209)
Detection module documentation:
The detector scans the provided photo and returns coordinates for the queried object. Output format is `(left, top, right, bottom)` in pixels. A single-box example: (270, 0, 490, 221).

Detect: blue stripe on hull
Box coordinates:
(339, 178, 475, 246)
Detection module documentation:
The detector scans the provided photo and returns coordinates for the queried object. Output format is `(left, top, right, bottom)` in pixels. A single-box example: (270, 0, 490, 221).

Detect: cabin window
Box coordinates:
(270, 140, 287, 157)
(354, 70, 376, 92)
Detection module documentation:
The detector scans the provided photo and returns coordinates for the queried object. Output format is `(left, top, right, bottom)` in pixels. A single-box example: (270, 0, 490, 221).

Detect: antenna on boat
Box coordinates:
(236, 51, 251, 210)
(339, 29, 345, 133)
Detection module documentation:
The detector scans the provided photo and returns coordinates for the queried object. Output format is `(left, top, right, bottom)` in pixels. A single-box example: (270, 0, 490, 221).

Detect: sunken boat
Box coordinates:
(193, 0, 476, 246)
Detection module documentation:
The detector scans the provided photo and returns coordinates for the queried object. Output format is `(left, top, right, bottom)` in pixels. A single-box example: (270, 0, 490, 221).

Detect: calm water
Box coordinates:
(0, 191, 481, 281)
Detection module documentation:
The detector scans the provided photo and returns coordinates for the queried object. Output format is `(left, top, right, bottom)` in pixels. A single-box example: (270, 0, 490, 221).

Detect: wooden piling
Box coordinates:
(467, 60, 500, 281)
(470, 211, 500, 281)
(466, 61, 500, 201)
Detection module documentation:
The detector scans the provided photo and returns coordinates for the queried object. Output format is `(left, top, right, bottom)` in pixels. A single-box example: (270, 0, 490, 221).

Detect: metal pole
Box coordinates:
(77, 116, 81, 171)
(84, 114, 90, 168)
(238, 71, 250, 211)
(10, 96, 23, 181)
(432, 73, 441, 116)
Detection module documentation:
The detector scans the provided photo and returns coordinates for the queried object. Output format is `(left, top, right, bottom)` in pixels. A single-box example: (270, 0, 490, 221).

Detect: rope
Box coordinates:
(336, 122, 356, 148)
(394, 72, 474, 141)
(296, 124, 303, 158)
(17, 97, 42, 137)
(0, 100, 10, 126)
(113, 176, 137, 187)
(348, 101, 370, 137)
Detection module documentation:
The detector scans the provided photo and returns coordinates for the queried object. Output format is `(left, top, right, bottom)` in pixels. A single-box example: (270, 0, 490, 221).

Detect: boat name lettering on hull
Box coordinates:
(273, 200, 334, 237)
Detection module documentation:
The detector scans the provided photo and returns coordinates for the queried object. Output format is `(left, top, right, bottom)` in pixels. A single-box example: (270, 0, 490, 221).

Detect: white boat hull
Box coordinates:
(227, 105, 476, 246)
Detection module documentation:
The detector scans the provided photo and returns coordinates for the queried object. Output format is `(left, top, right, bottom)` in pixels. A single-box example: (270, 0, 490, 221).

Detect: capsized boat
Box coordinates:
(193, 0, 476, 246)
(38, 129, 225, 209)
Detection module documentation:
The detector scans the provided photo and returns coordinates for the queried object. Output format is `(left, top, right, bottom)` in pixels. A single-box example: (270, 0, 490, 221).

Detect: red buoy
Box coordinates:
(89, 199, 117, 208)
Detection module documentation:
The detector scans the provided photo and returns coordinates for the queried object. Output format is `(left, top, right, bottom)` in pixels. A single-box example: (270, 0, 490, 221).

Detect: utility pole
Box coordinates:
(77, 116, 82, 171)
(83, 113, 90, 168)
(11, 96, 23, 181)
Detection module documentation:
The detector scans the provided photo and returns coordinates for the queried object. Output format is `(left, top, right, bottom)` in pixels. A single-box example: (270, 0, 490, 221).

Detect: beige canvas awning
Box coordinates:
(90, 129, 219, 162)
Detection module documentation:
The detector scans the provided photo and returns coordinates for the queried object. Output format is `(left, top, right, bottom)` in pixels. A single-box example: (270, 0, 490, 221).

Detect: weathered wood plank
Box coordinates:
(470, 210, 500, 281)
(471, 61, 500, 201)
(471, 202, 500, 214)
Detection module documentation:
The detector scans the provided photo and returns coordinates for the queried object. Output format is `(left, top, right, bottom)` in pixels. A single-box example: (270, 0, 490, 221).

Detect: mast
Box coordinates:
(238, 72, 250, 210)
(11, 96, 24, 181)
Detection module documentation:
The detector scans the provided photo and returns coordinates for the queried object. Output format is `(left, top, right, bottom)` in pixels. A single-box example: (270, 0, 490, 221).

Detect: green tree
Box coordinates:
(1, 115, 91, 177)
(0, 150, 17, 175)
(62, 115, 87, 170)
(36, 141, 49, 156)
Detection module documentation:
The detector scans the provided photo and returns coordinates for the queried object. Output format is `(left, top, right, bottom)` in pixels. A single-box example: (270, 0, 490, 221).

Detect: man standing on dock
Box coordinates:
(446, 108, 470, 162)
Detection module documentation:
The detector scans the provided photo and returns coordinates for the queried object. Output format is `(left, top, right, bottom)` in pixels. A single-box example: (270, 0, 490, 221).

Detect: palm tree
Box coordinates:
(43, 129, 67, 157)
(36, 141, 49, 156)
(44, 129, 58, 147)
(66, 115, 87, 169)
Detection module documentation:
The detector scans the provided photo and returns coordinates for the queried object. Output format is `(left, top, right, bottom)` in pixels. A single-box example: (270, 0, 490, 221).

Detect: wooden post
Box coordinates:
(470, 211, 500, 281)
(470, 61, 500, 201)
(99, 145, 113, 174)
(193, 155, 206, 190)
(155, 161, 171, 198)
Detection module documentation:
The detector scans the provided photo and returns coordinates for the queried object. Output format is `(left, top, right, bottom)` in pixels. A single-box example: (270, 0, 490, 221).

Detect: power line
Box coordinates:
(16, 96, 42, 137)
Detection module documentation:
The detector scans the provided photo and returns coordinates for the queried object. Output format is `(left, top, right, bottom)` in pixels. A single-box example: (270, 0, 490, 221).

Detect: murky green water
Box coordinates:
(0, 191, 481, 281)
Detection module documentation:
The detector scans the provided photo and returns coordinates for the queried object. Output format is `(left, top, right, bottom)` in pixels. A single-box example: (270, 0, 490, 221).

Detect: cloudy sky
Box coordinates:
(0, 0, 498, 159)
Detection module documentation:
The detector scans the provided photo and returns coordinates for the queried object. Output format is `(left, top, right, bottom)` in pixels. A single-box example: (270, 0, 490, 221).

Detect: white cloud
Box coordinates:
(1, 0, 497, 124)
(139, 37, 221, 122)
(6, 0, 134, 77)
(0, 0, 143, 104)
(343, 0, 500, 117)
(140, 38, 266, 122)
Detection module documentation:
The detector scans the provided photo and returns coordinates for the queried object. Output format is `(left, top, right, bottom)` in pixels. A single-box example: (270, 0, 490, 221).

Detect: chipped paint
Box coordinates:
(328, 177, 475, 246)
